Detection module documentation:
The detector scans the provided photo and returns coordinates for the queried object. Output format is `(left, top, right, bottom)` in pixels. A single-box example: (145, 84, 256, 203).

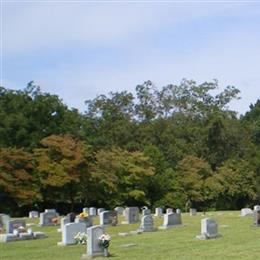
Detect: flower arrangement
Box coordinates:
(77, 212, 88, 219)
(99, 233, 111, 249)
(74, 232, 88, 245)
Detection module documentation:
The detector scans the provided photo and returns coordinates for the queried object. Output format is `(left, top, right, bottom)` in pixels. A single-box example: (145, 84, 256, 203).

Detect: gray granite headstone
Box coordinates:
(114, 207, 124, 214)
(100, 211, 118, 226)
(59, 222, 86, 245)
(6, 219, 26, 233)
(196, 218, 220, 239)
(166, 208, 173, 214)
(159, 213, 182, 229)
(254, 205, 260, 211)
(176, 209, 181, 214)
(253, 210, 260, 226)
(75, 216, 92, 228)
(241, 208, 253, 217)
(190, 208, 197, 216)
(154, 208, 163, 217)
(39, 210, 59, 226)
(142, 209, 151, 216)
(83, 225, 104, 258)
(83, 207, 89, 214)
(122, 207, 139, 224)
(138, 214, 156, 232)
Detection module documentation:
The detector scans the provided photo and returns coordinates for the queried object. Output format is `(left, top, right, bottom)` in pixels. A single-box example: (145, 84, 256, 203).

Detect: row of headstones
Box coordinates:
(0, 214, 46, 243)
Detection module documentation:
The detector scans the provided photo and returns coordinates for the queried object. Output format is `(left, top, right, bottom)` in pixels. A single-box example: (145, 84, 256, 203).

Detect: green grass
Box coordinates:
(1, 211, 260, 260)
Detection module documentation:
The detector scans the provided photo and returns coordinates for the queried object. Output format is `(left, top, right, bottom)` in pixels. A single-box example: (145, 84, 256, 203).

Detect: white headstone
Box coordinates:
(60, 222, 86, 245)
(241, 208, 253, 217)
(166, 208, 173, 214)
(155, 208, 163, 217)
(138, 215, 156, 232)
(29, 211, 39, 218)
(83, 225, 104, 258)
(114, 207, 124, 214)
(89, 207, 97, 216)
(98, 208, 105, 215)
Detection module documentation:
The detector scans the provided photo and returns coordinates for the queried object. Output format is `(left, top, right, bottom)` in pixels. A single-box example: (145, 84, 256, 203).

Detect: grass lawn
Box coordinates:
(1, 211, 260, 260)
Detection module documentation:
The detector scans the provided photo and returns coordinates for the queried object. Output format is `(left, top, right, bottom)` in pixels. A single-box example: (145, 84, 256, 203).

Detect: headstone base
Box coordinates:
(81, 252, 105, 259)
(159, 224, 183, 230)
(196, 233, 221, 240)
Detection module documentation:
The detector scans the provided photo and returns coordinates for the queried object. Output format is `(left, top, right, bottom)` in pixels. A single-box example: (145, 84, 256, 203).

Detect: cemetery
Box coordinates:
(1, 208, 260, 259)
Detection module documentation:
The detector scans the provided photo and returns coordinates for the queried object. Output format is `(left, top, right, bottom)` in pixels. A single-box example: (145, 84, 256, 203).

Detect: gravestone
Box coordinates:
(58, 217, 70, 232)
(82, 225, 104, 258)
(67, 212, 76, 222)
(138, 214, 156, 232)
(29, 211, 39, 218)
(39, 209, 59, 226)
(6, 220, 26, 234)
(241, 208, 253, 217)
(190, 208, 197, 216)
(89, 207, 97, 216)
(100, 211, 118, 226)
(253, 210, 260, 227)
(176, 209, 181, 214)
(155, 208, 163, 217)
(98, 208, 105, 215)
(58, 222, 86, 246)
(83, 207, 89, 214)
(114, 207, 124, 215)
(122, 207, 139, 224)
(75, 216, 92, 228)
(0, 214, 10, 230)
(196, 218, 220, 240)
(159, 213, 182, 229)
(142, 209, 151, 216)
(166, 208, 173, 214)
(254, 205, 260, 211)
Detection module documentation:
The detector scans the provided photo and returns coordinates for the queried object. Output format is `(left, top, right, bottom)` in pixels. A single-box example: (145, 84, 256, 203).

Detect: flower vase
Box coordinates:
(104, 248, 109, 257)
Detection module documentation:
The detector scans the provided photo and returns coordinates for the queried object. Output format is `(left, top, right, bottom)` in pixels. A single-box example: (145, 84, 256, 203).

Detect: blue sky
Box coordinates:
(2, 1, 260, 114)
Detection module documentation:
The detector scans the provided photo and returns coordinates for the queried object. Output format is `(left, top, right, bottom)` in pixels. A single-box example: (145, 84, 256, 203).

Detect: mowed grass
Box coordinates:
(1, 211, 260, 260)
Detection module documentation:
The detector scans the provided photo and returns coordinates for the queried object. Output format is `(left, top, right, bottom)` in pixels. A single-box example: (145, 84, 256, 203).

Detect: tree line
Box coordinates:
(0, 80, 260, 216)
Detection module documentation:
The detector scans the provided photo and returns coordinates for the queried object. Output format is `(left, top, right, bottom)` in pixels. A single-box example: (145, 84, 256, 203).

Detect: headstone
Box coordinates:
(59, 222, 86, 245)
(176, 209, 181, 214)
(0, 214, 10, 229)
(83, 207, 89, 214)
(6, 220, 26, 234)
(75, 216, 92, 228)
(45, 209, 56, 213)
(58, 217, 70, 232)
(138, 214, 156, 232)
(98, 208, 105, 215)
(241, 208, 253, 217)
(82, 225, 104, 258)
(254, 205, 260, 211)
(100, 211, 118, 226)
(159, 213, 182, 229)
(190, 208, 197, 216)
(29, 211, 39, 218)
(39, 210, 59, 226)
(67, 212, 76, 222)
(114, 207, 124, 215)
(166, 208, 173, 214)
(253, 210, 260, 226)
(154, 208, 163, 217)
(89, 207, 97, 216)
(122, 207, 139, 224)
(142, 209, 151, 216)
(196, 218, 220, 240)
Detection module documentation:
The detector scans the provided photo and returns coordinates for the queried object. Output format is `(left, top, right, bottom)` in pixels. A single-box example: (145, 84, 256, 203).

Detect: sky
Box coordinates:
(1, 0, 260, 115)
